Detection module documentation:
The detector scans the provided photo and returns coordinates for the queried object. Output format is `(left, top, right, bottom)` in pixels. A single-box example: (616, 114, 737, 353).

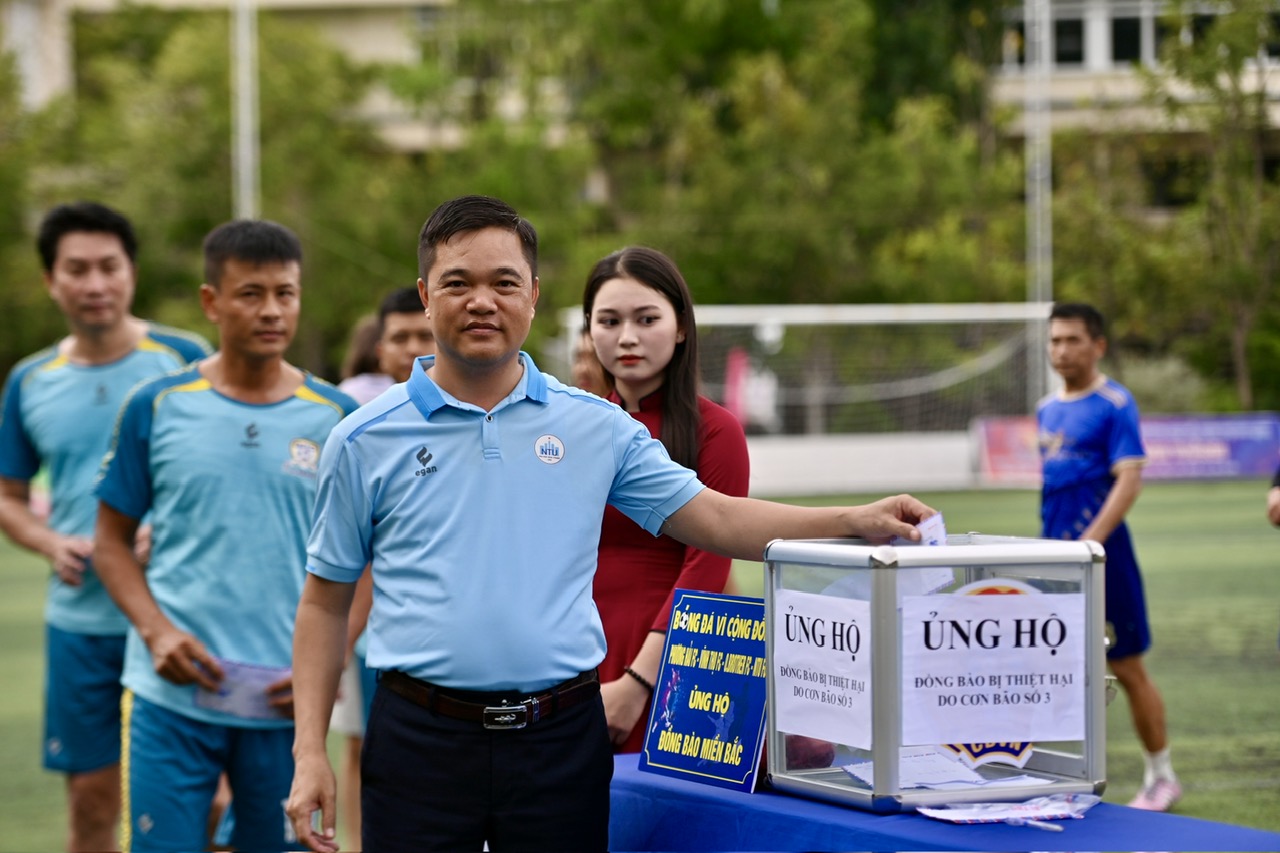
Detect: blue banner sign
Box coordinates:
(638, 590, 768, 793)
(976, 412, 1280, 486)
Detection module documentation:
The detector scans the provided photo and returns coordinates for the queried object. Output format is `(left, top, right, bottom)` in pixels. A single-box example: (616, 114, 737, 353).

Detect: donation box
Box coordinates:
(763, 534, 1106, 813)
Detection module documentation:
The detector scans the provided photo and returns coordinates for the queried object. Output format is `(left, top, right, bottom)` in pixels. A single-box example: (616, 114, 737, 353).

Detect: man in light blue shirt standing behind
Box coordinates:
(286, 194, 937, 853)
(94, 219, 356, 852)
(0, 201, 210, 852)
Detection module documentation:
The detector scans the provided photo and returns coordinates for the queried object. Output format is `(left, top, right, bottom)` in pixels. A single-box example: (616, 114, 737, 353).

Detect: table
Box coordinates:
(610, 754, 1280, 852)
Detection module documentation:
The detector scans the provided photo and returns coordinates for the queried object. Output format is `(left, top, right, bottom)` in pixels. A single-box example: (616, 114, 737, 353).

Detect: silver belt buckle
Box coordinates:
(483, 702, 529, 730)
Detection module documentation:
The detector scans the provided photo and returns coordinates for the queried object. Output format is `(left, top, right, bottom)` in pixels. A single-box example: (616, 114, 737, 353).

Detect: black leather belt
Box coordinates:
(380, 669, 600, 730)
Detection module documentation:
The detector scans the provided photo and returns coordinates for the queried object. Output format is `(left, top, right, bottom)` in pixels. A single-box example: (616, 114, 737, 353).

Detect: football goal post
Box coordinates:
(557, 302, 1055, 436)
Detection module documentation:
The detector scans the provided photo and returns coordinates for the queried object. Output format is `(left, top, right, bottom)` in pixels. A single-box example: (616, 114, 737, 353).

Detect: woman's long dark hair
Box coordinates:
(583, 246, 702, 470)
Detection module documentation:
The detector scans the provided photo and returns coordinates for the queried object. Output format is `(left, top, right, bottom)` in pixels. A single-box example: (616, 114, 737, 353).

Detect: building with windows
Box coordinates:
(994, 1, 1280, 132)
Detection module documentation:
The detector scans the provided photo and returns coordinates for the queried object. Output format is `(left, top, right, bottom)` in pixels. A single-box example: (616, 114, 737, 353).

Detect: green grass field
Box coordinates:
(0, 480, 1277, 849)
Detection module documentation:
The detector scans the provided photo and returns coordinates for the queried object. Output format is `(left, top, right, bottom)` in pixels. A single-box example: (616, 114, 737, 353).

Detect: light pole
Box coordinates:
(1024, 0, 1053, 406)
(232, 0, 260, 220)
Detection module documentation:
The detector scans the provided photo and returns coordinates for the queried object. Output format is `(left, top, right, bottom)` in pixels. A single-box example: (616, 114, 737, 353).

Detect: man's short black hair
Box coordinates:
(417, 195, 538, 281)
(378, 287, 424, 325)
(202, 220, 303, 287)
(1050, 302, 1106, 340)
(36, 201, 138, 272)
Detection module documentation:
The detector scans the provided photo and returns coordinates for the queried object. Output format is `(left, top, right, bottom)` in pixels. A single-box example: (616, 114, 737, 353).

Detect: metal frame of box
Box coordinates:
(763, 533, 1107, 813)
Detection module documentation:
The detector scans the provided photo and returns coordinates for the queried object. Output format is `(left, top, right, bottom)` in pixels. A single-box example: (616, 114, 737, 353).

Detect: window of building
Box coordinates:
(1112, 16, 1142, 64)
(1055, 18, 1085, 65)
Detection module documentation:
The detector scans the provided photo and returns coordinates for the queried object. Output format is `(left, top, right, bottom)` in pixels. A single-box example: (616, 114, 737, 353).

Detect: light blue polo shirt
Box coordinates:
(306, 352, 705, 692)
(97, 367, 356, 727)
(0, 325, 211, 634)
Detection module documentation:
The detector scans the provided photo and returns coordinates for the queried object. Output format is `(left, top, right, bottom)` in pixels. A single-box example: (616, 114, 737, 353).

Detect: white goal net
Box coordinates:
(556, 303, 1054, 436)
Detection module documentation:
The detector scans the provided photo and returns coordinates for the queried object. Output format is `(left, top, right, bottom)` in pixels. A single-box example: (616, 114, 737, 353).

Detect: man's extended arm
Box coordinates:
(286, 574, 356, 853)
(663, 491, 936, 561)
(1080, 463, 1142, 544)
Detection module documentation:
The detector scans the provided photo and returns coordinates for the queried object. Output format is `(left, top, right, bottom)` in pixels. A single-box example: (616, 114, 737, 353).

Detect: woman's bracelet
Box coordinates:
(624, 666, 655, 693)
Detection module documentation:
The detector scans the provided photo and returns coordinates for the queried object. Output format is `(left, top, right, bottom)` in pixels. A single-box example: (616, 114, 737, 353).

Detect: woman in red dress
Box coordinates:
(582, 246, 751, 752)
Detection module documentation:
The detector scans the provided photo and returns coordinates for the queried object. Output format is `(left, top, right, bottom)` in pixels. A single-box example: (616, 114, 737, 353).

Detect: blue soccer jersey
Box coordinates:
(96, 367, 356, 727)
(1037, 376, 1146, 539)
(0, 325, 211, 634)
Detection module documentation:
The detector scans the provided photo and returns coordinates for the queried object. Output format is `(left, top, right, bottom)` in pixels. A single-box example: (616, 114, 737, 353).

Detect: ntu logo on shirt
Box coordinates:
(414, 446, 437, 476)
(241, 423, 260, 448)
(535, 434, 565, 464)
(94, 384, 108, 406)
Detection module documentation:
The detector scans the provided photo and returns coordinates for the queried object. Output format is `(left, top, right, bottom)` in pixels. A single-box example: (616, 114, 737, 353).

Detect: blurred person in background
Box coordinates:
(0, 201, 210, 852)
(582, 245, 750, 752)
(332, 285, 435, 850)
(336, 314, 387, 402)
(571, 327, 611, 397)
(1038, 301, 1180, 812)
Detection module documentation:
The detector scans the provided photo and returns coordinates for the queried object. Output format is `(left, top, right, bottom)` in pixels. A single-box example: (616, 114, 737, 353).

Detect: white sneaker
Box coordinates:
(1128, 778, 1183, 811)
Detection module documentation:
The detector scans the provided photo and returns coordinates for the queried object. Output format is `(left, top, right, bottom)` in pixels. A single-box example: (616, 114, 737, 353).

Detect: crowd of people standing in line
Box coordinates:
(0, 195, 1206, 853)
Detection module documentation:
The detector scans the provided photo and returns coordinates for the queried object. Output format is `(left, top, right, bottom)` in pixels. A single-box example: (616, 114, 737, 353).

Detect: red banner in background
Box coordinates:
(974, 417, 1041, 486)
(974, 413, 1280, 487)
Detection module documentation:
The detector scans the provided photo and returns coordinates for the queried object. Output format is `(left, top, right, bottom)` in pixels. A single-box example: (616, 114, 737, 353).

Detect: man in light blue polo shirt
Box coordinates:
(286, 194, 937, 853)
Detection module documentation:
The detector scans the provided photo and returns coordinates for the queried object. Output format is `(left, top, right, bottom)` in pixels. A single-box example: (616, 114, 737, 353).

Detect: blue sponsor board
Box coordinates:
(977, 412, 1280, 485)
(1142, 413, 1280, 479)
(639, 590, 768, 793)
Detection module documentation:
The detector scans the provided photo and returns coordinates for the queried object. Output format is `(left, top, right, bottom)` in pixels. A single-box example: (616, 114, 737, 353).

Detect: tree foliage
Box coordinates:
(1138, 0, 1280, 409)
(3, 0, 1276, 413)
(0, 31, 59, 361)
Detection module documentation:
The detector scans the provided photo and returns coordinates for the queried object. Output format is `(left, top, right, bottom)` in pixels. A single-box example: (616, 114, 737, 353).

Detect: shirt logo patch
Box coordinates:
(283, 438, 320, 478)
(535, 434, 565, 464)
(415, 446, 437, 476)
(94, 384, 109, 406)
(242, 423, 260, 448)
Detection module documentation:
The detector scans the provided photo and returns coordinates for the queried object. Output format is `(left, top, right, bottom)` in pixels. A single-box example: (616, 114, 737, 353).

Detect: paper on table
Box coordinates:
(842, 746, 1057, 790)
(923, 774, 1056, 790)
(194, 658, 290, 721)
(918, 793, 1102, 824)
(842, 745, 984, 788)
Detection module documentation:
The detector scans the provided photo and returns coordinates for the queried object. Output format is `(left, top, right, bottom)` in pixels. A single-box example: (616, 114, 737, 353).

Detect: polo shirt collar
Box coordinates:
(407, 352, 548, 418)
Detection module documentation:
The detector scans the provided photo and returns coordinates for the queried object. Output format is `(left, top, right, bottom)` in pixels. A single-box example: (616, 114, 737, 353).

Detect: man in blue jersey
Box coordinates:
(0, 201, 211, 852)
(1038, 302, 1180, 812)
(93, 219, 357, 852)
(284, 194, 937, 853)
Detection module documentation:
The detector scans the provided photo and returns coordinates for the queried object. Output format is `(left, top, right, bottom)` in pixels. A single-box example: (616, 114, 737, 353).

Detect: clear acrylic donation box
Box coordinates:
(763, 534, 1107, 812)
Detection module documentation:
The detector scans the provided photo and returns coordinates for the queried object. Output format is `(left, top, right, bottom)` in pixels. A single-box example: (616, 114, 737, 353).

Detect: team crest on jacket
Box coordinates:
(283, 438, 320, 478)
(535, 434, 565, 464)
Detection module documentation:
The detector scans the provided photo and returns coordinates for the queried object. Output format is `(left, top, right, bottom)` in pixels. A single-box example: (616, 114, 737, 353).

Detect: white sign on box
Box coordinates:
(772, 588, 873, 750)
(901, 591, 1086, 745)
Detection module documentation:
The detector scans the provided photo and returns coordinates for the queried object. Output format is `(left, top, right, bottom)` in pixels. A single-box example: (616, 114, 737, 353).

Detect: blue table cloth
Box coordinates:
(610, 754, 1280, 851)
